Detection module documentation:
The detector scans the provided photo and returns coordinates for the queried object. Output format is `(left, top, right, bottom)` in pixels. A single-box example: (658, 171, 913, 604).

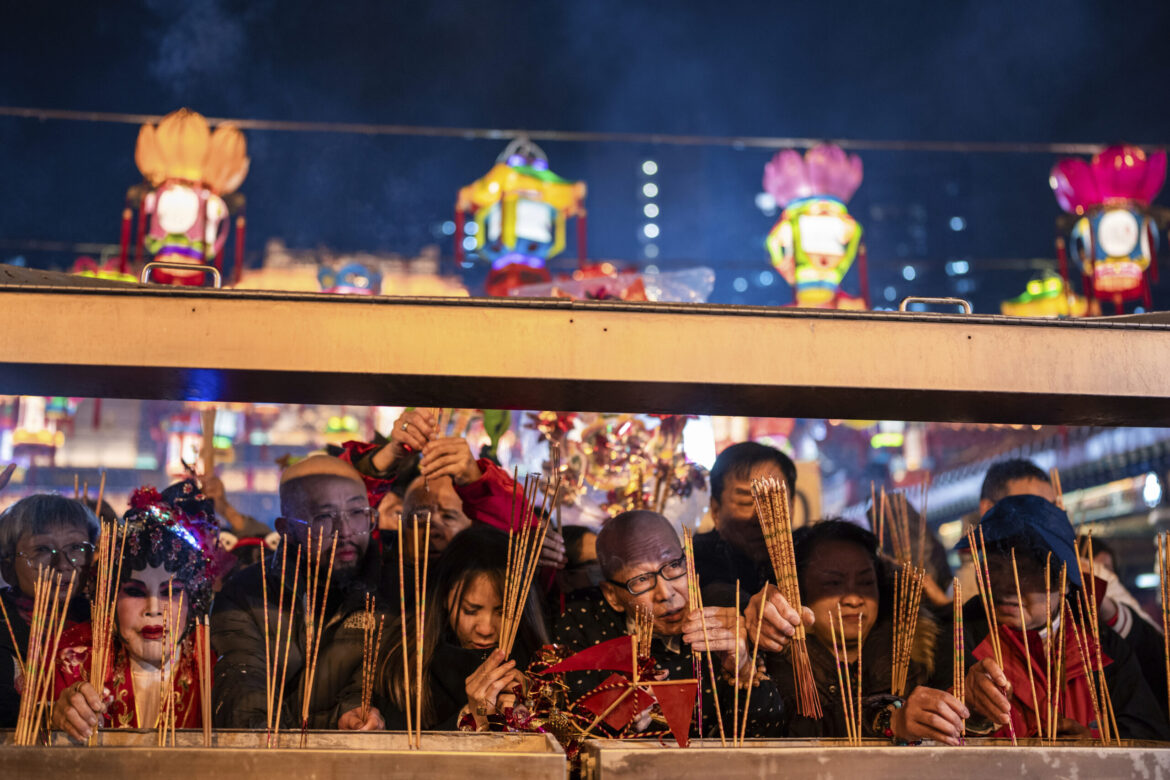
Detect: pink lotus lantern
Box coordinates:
(763, 144, 869, 309)
(1049, 144, 1166, 312)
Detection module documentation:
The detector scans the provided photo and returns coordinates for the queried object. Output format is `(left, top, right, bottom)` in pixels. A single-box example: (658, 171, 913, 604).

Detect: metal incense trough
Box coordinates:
(0, 729, 566, 779)
(580, 737, 1170, 780)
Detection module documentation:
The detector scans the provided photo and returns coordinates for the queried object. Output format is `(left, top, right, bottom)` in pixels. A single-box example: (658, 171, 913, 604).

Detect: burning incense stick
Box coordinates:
(1082, 534, 1119, 743)
(1049, 467, 1064, 510)
(751, 476, 821, 719)
(500, 472, 560, 656)
(1049, 563, 1068, 743)
(196, 614, 213, 746)
(693, 573, 726, 746)
(272, 550, 301, 746)
(396, 513, 414, 748)
(828, 606, 862, 746)
(732, 582, 740, 747)
(739, 582, 769, 747)
(953, 581, 965, 739)
(682, 528, 704, 735)
(300, 529, 338, 745)
(360, 594, 384, 724)
(966, 526, 1016, 745)
(1010, 550, 1044, 740)
(1160, 534, 1170, 727)
(1067, 598, 1105, 744)
(414, 513, 430, 749)
(266, 539, 288, 743)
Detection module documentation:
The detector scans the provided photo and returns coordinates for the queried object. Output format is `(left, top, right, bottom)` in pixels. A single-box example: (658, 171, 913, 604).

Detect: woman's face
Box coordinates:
(803, 539, 880, 650)
(11, 524, 93, 603)
(448, 573, 501, 651)
(115, 564, 189, 668)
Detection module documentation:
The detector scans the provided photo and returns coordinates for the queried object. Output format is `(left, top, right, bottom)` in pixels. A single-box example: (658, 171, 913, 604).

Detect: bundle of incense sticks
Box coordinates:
(267, 537, 301, 746)
(952, 581, 965, 739)
(14, 568, 70, 745)
(195, 615, 213, 746)
(396, 507, 431, 750)
(827, 606, 863, 746)
(359, 593, 385, 725)
(965, 527, 1016, 745)
(884, 487, 929, 568)
(1010, 550, 1044, 741)
(156, 586, 183, 746)
(88, 473, 126, 745)
(751, 476, 821, 718)
(1159, 534, 1170, 725)
(500, 471, 560, 656)
(1081, 534, 1119, 743)
(680, 529, 703, 734)
(891, 564, 925, 697)
(300, 528, 338, 746)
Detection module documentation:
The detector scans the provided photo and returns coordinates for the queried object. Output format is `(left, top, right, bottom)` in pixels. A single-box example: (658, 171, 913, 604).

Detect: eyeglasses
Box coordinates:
(287, 507, 376, 538)
(16, 542, 96, 569)
(609, 556, 688, 596)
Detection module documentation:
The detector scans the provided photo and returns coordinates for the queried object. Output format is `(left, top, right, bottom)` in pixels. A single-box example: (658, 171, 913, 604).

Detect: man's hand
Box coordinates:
(538, 529, 567, 570)
(681, 606, 755, 676)
(891, 686, 969, 746)
(964, 657, 1012, 726)
(419, 437, 483, 486)
(338, 706, 384, 731)
(743, 586, 813, 652)
(373, 409, 437, 472)
(51, 681, 108, 742)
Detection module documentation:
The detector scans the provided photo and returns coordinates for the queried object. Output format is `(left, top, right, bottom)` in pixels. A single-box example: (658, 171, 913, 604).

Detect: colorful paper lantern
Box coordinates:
(1050, 144, 1166, 312)
(120, 108, 250, 285)
(762, 144, 869, 309)
(455, 138, 587, 296)
(1000, 270, 1095, 318)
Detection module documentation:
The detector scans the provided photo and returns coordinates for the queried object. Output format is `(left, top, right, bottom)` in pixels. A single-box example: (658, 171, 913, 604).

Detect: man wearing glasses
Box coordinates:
(212, 455, 385, 732)
(552, 510, 790, 738)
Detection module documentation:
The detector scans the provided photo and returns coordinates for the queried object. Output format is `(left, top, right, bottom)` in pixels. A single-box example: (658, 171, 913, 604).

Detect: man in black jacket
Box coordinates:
(960, 495, 1168, 740)
(211, 455, 385, 731)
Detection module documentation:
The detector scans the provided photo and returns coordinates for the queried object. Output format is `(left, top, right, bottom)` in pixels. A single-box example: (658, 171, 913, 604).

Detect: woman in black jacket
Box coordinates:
(772, 519, 967, 744)
(376, 524, 548, 731)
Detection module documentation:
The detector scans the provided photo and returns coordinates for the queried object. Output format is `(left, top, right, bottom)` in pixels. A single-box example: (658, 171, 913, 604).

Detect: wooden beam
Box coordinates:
(3, 284, 1169, 425)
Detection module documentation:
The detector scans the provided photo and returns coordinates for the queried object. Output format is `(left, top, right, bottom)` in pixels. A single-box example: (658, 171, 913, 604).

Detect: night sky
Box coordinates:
(2, 0, 1169, 312)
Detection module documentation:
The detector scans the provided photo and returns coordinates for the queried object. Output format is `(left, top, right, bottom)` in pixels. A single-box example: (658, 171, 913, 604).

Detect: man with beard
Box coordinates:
(211, 455, 385, 730)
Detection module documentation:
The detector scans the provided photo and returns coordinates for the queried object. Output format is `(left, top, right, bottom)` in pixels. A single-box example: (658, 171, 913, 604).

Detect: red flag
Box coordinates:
(579, 673, 655, 731)
(651, 681, 699, 747)
(545, 636, 635, 675)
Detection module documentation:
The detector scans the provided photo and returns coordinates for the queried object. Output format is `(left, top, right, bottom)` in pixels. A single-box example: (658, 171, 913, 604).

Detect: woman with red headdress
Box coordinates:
(49, 487, 218, 741)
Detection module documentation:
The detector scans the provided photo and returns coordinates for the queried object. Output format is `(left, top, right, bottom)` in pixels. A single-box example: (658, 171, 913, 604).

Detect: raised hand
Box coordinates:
(419, 437, 482, 486)
(743, 585, 813, 652)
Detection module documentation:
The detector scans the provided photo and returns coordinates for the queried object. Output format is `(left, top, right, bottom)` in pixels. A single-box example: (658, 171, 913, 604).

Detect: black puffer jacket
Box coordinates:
(771, 609, 936, 738)
(210, 543, 385, 729)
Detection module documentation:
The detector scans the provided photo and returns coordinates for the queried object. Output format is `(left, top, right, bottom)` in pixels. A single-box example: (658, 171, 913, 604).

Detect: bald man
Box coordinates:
(212, 455, 385, 731)
(553, 510, 791, 739)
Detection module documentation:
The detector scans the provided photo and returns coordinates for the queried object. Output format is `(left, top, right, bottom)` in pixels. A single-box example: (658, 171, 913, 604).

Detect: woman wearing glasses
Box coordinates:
(0, 494, 99, 728)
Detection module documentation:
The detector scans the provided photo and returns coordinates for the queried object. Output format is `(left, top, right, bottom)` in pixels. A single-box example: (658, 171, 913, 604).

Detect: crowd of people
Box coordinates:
(1, 410, 1168, 748)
